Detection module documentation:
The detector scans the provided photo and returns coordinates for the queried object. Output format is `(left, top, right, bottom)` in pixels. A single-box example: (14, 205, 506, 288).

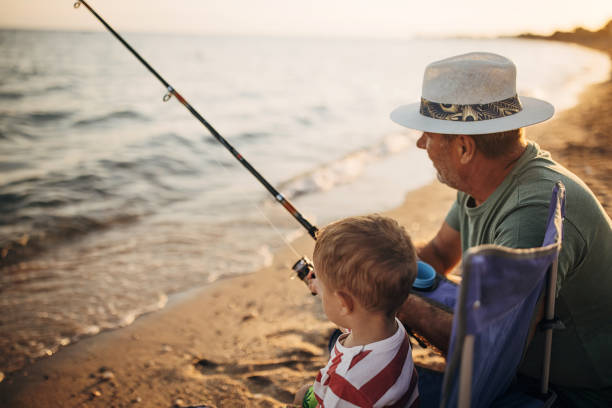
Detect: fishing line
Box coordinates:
(206, 144, 303, 261)
(73, 0, 316, 284)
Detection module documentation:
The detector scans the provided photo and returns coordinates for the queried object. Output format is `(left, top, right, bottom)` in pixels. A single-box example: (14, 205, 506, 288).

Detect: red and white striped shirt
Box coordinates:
(313, 319, 419, 408)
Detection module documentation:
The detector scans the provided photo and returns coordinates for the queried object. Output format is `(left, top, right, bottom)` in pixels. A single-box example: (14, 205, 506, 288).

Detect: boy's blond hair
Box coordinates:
(313, 214, 417, 316)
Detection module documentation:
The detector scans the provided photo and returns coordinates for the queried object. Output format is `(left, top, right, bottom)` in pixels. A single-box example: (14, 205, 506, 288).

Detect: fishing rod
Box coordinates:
(73, 0, 317, 285)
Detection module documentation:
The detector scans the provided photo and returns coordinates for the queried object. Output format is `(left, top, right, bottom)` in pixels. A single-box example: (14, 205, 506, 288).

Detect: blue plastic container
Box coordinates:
(414, 261, 436, 289)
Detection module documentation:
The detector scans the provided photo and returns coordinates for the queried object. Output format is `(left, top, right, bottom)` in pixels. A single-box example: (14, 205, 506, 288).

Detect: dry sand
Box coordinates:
(1, 36, 611, 408)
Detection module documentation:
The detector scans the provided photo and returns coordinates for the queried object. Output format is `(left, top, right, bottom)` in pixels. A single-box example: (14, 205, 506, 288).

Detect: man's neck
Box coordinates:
(468, 142, 528, 206)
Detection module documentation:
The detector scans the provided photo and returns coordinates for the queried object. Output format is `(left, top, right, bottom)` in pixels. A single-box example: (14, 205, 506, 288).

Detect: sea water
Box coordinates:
(0, 29, 609, 374)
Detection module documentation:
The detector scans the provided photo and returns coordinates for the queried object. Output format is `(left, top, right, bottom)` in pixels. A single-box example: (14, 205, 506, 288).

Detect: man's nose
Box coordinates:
(416, 133, 427, 149)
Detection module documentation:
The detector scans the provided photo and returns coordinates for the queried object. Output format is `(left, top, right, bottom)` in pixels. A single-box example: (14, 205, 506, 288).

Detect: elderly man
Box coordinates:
(391, 52, 612, 406)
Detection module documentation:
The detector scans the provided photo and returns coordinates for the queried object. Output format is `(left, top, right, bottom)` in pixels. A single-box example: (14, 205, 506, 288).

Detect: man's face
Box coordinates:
(416, 132, 462, 189)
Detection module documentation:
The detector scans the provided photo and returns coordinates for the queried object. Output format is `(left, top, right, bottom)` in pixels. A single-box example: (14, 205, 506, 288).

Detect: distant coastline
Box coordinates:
(518, 19, 612, 57)
(518, 19, 612, 214)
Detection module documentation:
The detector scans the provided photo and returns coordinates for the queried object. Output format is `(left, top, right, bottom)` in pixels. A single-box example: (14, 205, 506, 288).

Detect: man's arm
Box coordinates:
(397, 221, 462, 355)
(417, 221, 462, 275)
(398, 294, 453, 355)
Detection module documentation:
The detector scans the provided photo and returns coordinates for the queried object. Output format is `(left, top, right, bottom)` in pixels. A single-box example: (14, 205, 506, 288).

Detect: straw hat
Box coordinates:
(390, 52, 554, 135)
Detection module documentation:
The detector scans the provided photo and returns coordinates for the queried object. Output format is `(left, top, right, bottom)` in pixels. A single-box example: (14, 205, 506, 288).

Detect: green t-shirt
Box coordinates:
(446, 142, 612, 390)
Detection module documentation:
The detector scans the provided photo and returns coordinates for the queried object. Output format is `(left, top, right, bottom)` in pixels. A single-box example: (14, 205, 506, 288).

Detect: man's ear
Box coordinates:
(455, 134, 476, 164)
(336, 290, 354, 315)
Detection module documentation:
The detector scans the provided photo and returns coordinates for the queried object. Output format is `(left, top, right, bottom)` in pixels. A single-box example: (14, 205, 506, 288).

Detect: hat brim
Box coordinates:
(390, 96, 554, 135)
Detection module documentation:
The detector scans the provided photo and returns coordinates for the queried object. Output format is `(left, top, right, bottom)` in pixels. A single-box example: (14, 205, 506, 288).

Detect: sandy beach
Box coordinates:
(1, 26, 612, 407)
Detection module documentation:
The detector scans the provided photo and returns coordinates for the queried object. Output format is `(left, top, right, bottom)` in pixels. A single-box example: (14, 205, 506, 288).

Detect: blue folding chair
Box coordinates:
(438, 181, 566, 408)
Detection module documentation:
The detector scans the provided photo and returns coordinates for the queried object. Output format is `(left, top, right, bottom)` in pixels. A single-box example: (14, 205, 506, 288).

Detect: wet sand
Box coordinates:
(1, 32, 611, 408)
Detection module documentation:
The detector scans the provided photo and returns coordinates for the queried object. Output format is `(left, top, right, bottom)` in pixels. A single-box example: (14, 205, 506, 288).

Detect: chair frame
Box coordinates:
(440, 182, 565, 408)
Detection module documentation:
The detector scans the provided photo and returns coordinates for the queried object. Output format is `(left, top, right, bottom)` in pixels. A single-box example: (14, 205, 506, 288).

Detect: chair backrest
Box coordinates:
(440, 182, 565, 408)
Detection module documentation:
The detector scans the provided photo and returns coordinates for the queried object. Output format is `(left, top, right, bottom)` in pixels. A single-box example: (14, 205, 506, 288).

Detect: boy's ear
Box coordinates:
(336, 290, 354, 315)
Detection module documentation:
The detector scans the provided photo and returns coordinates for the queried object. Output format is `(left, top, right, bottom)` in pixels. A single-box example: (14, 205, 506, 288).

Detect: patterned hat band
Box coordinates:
(419, 95, 523, 122)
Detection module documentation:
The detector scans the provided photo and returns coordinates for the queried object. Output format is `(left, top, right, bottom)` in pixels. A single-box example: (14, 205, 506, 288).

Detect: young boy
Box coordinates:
(295, 214, 419, 408)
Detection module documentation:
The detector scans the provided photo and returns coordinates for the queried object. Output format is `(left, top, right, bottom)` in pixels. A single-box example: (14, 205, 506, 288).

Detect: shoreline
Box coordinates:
(2, 35, 612, 407)
(0, 181, 455, 407)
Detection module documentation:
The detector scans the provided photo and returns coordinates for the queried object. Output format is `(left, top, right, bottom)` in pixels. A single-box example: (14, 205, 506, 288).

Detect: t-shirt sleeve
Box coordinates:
(445, 200, 461, 232)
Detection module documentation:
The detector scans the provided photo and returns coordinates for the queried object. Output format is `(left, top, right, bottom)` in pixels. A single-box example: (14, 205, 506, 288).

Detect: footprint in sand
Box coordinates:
(193, 348, 323, 404)
(191, 328, 333, 404)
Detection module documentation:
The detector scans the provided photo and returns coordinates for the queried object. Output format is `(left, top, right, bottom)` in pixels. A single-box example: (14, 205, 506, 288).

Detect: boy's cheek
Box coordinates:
(311, 278, 320, 293)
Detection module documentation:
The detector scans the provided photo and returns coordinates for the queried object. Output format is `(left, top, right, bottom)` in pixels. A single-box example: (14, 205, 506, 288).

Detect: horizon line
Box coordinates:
(0, 25, 554, 42)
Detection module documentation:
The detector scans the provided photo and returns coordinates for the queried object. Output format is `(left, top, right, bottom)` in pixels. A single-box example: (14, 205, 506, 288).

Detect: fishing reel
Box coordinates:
(292, 256, 317, 295)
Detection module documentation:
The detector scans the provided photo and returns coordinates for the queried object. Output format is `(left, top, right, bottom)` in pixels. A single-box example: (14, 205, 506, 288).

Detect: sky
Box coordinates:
(1, 0, 612, 39)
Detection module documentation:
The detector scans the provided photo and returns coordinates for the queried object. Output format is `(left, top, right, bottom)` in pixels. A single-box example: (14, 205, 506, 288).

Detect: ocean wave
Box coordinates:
(0, 213, 139, 268)
(73, 109, 149, 127)
(146, 132, 196, 149)
(44, 173, 105, 191)
(0, 192, 25, 210)
(2, 176, 42, 188)
(1, 83, 72, 101)
(0, 91, 24, 100)
(237, 131, 270, 140)
(0, 126, 38, 141)
(202, 130, 271, 146)
(278, 131, 417, 198)
(41, 84, 72, 94)
(0, 170, 140, 267)
(100, 154, 199, 179)
(0, 174, 106, 227)
(0, 161, 28, 172)
(18, 111, 73, 124)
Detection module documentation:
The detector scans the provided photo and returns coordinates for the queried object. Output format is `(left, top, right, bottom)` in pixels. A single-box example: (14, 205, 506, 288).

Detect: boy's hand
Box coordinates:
(305, 270, 318, 295)
(293, 383, 312, 405)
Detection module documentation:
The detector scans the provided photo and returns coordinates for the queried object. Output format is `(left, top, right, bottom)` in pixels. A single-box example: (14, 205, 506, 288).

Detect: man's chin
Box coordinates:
(436, 172, 460, 191)
(436, 172, 449, 186)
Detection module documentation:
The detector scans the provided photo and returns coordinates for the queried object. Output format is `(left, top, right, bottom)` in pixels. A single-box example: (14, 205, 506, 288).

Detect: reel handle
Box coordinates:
(292, 256, 316, 295)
